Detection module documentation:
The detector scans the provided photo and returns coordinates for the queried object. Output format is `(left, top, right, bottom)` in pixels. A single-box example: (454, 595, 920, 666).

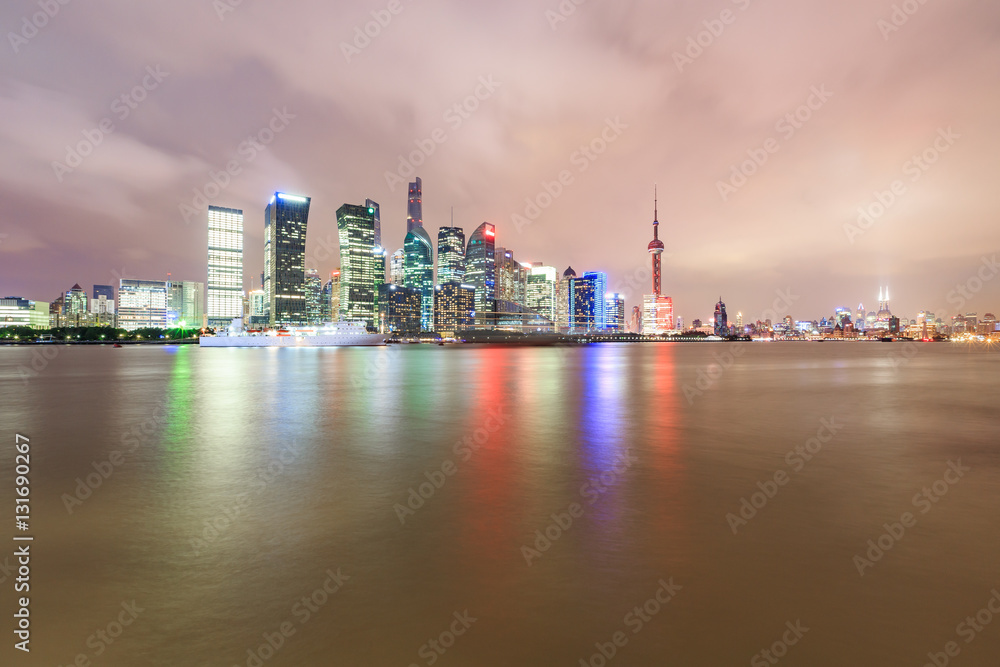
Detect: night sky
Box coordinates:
(2, 0, 998, 321)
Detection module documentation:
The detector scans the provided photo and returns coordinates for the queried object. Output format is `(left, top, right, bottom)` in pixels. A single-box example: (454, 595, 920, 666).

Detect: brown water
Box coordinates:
(0, 342, 998, 666)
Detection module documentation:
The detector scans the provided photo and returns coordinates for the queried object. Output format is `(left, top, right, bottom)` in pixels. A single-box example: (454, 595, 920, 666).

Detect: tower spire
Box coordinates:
(654, 185, 658, 223)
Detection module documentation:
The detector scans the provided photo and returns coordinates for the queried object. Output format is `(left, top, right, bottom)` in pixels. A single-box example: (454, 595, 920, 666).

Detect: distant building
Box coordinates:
(629, 305, 642, 334)
(93, 284, 115, 303)
(325, 270, 341, 322)
(526, 265, 557, 324)
(118, 280, 168, 330)
(207, 205, 244, 328)
(377, 283, 422, 334)
(64, 284, 88, 326)
(0, 297, 49, 329)
(390, 249, 405, 285)
(495, 247, 528, 315)
(337, 202, 383, 328)
(557, 267, 575, 333)
(465, 223, 496, 327)
(406, 177, 423, 234)
(248, 289, 267, 328)
(305, 268, 324, 324)
(404, 226, 435, 331)
(168, 281, 204, 327)
(714, 297, 728, 336)
(437, 226, 466, 285)
(570, 272, 607, 332)
(434, 283, 475, 337)
(264, 193, 311, 327)
(605, 293, 626, 331)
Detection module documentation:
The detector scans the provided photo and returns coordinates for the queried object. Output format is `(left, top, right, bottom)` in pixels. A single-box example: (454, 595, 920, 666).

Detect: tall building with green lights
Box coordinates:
(403, 226, 434, 331)
(465, 222, 496, 327)
(336, 203, 384, 328)
(264, 192, 311, 326)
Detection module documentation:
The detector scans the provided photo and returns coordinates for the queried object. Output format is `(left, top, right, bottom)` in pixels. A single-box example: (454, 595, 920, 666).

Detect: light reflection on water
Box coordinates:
(0, 343, 998, 665)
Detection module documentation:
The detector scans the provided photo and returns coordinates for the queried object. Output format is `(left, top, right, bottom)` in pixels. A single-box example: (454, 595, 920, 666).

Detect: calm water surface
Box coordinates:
(0, 342, 998, 666)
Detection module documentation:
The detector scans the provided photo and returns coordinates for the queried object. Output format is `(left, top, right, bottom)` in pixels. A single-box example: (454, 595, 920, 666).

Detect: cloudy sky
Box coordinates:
(1, 0, 998, 321)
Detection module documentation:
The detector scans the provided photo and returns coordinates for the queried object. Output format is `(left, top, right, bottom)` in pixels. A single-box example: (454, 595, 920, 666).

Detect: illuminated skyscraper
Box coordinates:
(264, 193, 310, 326)
(403, 226, 435, 331)
(714, 297, 728, 336)
(569, 272, 607, 332)
(629, 305, 643, 334)
(365, 198, 381, 248)
(437, 226, 466, 285)
(434, 282, 476, 336)
(322, 270, 340, 322)
(336, 203, 383, 328)
(495, 246, 528, 314)
(390, 249, 405, 284)
(248, 289, 267, 327)
(557, 267, 575, 333)
(305, 268, 323, 324)
(207, 205, 244, 328)
(377, 283, 422, 334)
(605, 293, 625, 331)
(526, 264, 557, 323)
(406, 177, 423, 234)
(465, 222, 496, 326)
(64, 284, 88, 326)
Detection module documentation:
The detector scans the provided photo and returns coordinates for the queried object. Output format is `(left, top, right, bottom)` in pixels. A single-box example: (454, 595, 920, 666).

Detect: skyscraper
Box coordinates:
(264, 193, 310, 327)
(557, 266, 576, 333)
(377, 283, 422, 334)
(336, 202, 383, 328)
(248, 289, 267, 328)
(305, 268, 324, 324)
(434, 282, 476, 337)
(365, 198, 381, 249)
(404, 226, 435, 332)
(390, 249, 405, 284)
(465, 222, 496, 327)
(64, 284, 88, 326)
(437, 226, 466, 285)
(406, 177, 423, 234)
(207, 205, 244, 328)
(93, 284, 114, 303)
(605, 293, 625, 331)
(327, 269, 341, 322)
(526, 265, 557, 323)
(714, 297, 728, 336)
(167, 280, 204, 327)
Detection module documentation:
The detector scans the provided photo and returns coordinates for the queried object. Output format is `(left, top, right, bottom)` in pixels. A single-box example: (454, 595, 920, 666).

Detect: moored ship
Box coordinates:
(200, 319, 387, 347)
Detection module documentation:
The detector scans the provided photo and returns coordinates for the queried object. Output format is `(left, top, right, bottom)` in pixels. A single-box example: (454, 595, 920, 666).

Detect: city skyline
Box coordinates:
(1, 1, 997, 320)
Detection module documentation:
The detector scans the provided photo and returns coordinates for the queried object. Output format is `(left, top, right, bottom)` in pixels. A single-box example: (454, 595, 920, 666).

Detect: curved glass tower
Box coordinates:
(465, 222, 496, 327)
(403, 226, 434, 331)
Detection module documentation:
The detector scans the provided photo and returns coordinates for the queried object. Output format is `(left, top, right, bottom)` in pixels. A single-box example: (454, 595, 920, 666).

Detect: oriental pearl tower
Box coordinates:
(648, 187, 664, 295)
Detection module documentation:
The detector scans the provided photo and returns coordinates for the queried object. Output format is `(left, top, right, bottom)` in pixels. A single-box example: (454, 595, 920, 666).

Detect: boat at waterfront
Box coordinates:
(199, 319, 387, 347)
